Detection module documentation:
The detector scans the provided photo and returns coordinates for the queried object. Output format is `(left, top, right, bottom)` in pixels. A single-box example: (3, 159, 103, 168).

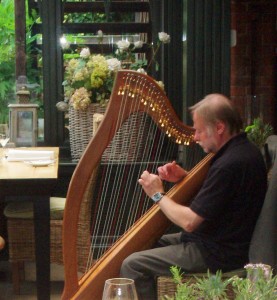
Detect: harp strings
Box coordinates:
(86, 74, 142, 267)
(98, 75, 155, 244)
(86, 73, 180, 271)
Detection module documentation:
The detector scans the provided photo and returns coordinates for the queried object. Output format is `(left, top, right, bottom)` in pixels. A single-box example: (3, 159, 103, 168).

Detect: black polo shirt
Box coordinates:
(181, 133, 267, 272)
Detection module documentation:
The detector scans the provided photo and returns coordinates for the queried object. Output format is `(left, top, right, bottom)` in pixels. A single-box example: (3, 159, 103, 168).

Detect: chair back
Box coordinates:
(249, 148, 277, 272)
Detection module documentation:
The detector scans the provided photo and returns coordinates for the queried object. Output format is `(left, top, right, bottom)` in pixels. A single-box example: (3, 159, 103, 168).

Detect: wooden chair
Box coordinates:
(4, 168, 97, 294)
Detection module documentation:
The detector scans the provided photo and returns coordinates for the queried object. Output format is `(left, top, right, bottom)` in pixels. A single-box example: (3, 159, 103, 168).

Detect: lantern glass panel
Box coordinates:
(16, 111, 33, 146)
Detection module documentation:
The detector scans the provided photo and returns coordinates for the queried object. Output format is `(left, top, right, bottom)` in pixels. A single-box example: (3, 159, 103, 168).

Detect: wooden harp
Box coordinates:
(62, 70, 212, 299)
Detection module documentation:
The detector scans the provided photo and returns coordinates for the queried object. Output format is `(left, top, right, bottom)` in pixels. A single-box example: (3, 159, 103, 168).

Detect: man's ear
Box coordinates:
(216, 121, 225, 135)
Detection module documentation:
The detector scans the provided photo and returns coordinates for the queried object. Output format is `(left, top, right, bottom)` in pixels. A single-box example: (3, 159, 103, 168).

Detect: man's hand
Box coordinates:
(138, 170, 164, 198)
(157, 161, 188, 182)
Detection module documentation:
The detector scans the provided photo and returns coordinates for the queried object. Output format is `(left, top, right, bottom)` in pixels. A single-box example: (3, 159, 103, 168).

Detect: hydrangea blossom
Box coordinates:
(70, 87, 92, 110)
(107, 58, 122, 72)
(63, 49, 121, 109)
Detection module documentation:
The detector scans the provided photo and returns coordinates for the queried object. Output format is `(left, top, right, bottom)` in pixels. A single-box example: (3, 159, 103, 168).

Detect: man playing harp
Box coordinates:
(121, 93, 267, 299)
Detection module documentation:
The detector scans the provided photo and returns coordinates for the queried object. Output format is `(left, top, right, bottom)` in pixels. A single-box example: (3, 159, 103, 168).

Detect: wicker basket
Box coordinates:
(102, 111, 151, 162)
(69, 104, 106, 160)
(6, 218, 64, 265)
(69, 104, 151, 162)
(157, 269, 246, 300)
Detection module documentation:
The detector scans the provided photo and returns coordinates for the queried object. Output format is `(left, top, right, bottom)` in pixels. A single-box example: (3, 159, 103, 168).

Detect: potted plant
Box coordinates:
(162, 264, 277, 300)
(245, 118, 273, 149)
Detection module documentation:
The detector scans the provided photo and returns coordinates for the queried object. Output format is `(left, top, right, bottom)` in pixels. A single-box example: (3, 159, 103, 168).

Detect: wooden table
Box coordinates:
(0, 147, 59, 300)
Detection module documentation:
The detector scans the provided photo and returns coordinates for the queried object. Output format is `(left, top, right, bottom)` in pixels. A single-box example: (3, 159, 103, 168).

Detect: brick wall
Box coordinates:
(230, 0, 276, 129)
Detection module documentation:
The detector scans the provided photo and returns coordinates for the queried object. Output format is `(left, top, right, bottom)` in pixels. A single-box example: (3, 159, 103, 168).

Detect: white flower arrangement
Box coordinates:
(114, 31, 171, 73)
(62, 48, 121, 110)
(57, 31, 170, 111)
(115, 39, 143, 64)
(147, 31, 171, 72)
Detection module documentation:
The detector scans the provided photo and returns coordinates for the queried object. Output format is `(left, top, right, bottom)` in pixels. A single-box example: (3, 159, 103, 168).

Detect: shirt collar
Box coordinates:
(211, 132, 247, 163)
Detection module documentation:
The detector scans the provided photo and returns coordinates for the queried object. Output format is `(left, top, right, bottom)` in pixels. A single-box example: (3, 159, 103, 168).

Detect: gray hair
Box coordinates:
(189, 94, 242, 134)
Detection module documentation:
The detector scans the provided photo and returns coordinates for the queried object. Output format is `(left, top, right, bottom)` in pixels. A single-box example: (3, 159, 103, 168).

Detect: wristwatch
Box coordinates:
(151, 192, 165, 203)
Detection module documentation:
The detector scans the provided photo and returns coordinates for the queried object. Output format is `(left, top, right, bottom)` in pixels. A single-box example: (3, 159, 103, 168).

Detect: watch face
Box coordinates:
(152, 192, 164, 202)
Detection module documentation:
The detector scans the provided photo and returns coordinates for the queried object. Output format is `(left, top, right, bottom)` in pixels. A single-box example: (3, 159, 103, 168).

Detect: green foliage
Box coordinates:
(0, 0, 42, 123)
(170, 266, 185, 285)
(0, 0, 15, 61)
(64, 11, 134, 24)
(63, 0, 135, 24)
(166, 265, 277, 300)
(168, 267, 229, 300)
(165, 266, 196, 300)
(231, 274, 277, 300)
(130, 59, 148, 71)
(195, 270, 229, 300)
(0, 0, 16, 123)
(245, 118, 274, 148)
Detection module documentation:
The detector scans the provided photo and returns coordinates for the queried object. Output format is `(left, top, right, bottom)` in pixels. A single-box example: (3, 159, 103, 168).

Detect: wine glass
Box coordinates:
(102, 278, 138, 300)
(0, 134, 9, 148)
(0, 133, 10, 158)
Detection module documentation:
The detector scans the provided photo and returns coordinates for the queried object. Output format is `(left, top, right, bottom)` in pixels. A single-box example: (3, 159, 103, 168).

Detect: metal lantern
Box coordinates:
(8, 86, 39, 147)
(16, 86, 31, 104)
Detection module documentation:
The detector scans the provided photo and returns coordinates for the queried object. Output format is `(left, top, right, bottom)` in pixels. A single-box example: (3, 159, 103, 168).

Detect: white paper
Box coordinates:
(6, 149, 55, 162)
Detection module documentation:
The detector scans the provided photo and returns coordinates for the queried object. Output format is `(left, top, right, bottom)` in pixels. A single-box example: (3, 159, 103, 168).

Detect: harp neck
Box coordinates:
(97, 70, 195, 148)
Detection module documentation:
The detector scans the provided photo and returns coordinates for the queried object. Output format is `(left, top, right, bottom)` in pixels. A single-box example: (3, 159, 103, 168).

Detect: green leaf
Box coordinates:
(245, 118, 273, 148)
